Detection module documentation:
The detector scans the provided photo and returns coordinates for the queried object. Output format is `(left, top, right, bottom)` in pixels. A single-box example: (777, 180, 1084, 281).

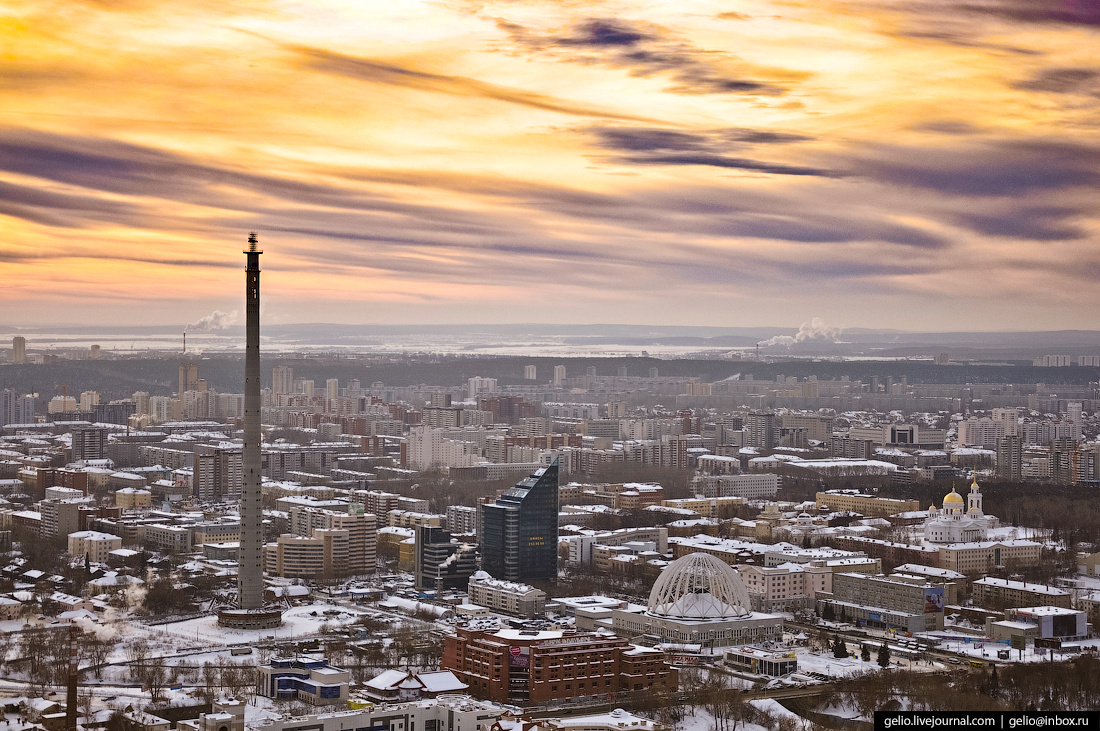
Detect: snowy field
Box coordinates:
(791, 649, 879, 677)
(149, 603, 366, 646)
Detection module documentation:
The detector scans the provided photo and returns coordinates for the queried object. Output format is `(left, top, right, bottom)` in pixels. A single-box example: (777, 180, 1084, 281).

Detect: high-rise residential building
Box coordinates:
(648, 367, 659, 378)
(287, 503, 377, 575)
(93, 402, 135, 426)
(415, 525, 477, 591)
(4, 392, 35, 424)
(553, 365, 566, 385)
(195, 447, 243, 502)
(131, 391, 150, 417)
(745, 412, 777, 449)
(446, 505, 478, 535)
(0, 390, 16, 426)
(957, 417, 1005, 448)
(148, 396, 176, 423)
(48, 396, 77, 414)
(480, 462, 558, 583)
(272, 365, 294, 396)
(179, 362, 199, 397)
(40, 497, 91, 539)
(301, 379, 315, 397)
(997, 436, 1023, 481)
(1079, 355, 1100, 367)
(991, 408, 1019, 438)
(71, 425, 108, 462)
(89, 344, 101, 359)
(467, 377, 498, 396)
(263, 530, 350, 579)
(12, 336, 26, 364)
(524, 365, 537, 380)
(79, 391, 100, 411)
(326, 378, 339, 401)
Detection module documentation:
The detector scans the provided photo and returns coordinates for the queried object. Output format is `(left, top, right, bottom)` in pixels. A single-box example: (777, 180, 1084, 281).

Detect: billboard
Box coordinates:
(509, 646, 530, 668)
(923, 587, 944, 613)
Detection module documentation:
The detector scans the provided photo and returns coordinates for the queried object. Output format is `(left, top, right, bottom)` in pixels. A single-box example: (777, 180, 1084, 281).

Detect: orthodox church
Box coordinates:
(923, 474, 999, 543)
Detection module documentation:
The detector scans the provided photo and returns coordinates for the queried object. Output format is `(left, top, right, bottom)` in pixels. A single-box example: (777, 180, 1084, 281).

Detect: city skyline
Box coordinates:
(2, 0, 1099, 330)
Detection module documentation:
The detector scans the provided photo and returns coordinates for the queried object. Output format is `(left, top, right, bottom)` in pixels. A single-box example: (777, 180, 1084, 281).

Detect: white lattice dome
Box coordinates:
(647, 552, 752, 620)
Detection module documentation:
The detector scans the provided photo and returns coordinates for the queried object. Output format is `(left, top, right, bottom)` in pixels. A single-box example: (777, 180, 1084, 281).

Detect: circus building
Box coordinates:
(924, 475, 999, 544)
(611, 553, 783, 649)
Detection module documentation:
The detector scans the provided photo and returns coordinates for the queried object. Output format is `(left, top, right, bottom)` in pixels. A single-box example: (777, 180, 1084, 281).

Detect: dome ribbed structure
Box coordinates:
(647, 552, 752, 620)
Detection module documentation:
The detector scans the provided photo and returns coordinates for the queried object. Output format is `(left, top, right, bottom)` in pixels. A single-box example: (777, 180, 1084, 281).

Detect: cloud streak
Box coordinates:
(498, 17, 796, 96)
(296, 47, 664, 123)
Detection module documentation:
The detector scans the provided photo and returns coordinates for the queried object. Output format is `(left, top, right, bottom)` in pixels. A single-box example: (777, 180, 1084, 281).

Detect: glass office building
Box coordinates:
(480, 462, 558, 582)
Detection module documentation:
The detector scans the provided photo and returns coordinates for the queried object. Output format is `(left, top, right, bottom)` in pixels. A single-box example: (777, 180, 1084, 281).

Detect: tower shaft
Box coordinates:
(239, 233, 264, 609)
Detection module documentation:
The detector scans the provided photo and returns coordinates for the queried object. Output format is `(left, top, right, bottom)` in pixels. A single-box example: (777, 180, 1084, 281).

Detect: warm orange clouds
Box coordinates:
(0, 0, 1099, 329)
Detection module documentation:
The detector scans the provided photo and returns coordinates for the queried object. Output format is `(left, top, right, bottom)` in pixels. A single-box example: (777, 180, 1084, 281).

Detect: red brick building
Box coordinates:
(442, 627, 677, 706)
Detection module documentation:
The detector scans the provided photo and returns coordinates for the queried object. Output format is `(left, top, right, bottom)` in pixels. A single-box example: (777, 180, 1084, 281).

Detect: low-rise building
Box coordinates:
(987, 606, 1088, 643)
(443, 626, 676, 706)
(240, 695, 507, 731)
(724, 646, 797, 676)
(362, 669, 468, 703)
(972, 577, 1071, 610)
(143, 523, 193, 553)
(115, 487, 152, 509)
(257, 657, 351, 704)
(191, 521, 241, 546)
(737, 563, 832, 612)
(67, 530, 123, 563)
(817, 571, 945, 633)
(814, 491, 920, 518)
(466, 572, 547, 618)
(937, 540, 1042, 575)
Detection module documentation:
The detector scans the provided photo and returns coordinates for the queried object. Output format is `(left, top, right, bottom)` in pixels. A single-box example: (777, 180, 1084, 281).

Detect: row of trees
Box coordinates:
(13, 626, 115, 692)
(828, 634, 891, 666)
(794, 651, 1100, 715)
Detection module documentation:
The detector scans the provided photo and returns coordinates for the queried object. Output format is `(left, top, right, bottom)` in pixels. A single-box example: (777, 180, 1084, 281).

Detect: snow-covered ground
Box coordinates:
(791, 649, 879, 677)
(747, 699, 800, 720)
(151, 603, 365, 645)
(673, 708, 769, 731)
(934, 635, 1100, 663)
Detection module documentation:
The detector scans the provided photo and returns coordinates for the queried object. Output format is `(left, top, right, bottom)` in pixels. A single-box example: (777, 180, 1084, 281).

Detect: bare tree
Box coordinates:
(81, 634, 111, 680)
(145, 657, 168, 705)
(127, 638, 149, 667)
(200, 661, 220, 705)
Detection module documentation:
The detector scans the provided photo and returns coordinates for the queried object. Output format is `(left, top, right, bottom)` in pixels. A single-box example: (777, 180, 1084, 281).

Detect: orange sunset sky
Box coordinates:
(2, 0, 1099, 330)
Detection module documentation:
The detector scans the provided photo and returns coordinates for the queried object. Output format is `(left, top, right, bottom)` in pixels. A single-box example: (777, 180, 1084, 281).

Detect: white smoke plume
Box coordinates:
(186, 309, 239, 332)
(758, 317, 842, 348)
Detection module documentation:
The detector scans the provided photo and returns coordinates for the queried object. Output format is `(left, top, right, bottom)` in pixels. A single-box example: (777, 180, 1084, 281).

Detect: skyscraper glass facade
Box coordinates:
(480, 462, 558, 582)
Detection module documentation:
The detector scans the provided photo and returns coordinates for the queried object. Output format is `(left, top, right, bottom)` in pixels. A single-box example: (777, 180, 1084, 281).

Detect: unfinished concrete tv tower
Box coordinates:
(219, 233, 282, 629)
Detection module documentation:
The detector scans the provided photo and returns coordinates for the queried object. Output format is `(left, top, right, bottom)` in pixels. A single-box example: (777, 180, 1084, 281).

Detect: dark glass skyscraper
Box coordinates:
(480, 462, 558, 582)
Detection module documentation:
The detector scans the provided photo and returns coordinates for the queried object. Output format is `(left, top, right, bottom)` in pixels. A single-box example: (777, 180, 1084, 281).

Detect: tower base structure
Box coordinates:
(218, 606, 284, 629)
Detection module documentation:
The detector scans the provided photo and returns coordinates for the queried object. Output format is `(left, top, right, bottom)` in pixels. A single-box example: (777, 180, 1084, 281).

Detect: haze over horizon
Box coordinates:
(2, 0, 1099, 330)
